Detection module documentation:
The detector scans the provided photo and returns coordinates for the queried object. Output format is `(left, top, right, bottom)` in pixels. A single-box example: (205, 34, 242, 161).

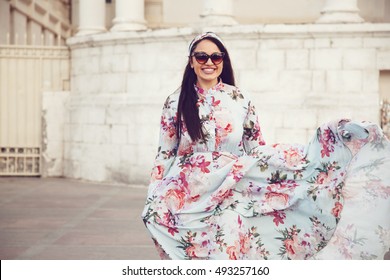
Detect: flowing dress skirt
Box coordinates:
(142, 120, 390, 260)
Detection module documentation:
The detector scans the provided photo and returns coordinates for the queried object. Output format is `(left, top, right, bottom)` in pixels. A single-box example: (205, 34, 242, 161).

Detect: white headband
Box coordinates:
(188, 32, 225, 55)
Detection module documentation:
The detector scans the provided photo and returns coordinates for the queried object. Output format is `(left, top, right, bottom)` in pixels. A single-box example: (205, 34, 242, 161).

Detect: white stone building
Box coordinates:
(1, 0, 390, 185)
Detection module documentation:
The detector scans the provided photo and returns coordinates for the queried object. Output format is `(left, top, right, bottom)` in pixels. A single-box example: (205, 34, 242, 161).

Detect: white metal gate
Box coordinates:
(0, 45, 70, 176)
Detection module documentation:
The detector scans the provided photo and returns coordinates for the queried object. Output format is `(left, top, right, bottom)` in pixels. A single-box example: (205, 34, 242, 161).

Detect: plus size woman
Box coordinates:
(142, 32, 390, 260)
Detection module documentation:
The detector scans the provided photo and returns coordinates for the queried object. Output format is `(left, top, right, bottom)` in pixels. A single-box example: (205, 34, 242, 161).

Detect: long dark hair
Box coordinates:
(176, 36, 235, 142)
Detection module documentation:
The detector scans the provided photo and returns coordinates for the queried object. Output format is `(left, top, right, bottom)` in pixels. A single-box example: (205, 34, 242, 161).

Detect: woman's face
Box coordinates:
(190, 39, 223, 89)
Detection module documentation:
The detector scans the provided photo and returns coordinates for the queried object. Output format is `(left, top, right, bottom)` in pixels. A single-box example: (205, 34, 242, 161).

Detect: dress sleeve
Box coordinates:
(242, 100, 266, 155)
(150, 95, 179, 183)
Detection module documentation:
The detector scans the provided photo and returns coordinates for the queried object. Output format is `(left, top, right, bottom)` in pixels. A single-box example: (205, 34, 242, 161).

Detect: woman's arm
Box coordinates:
(242, 100, 266, 155)
(150, 95, 179, 183)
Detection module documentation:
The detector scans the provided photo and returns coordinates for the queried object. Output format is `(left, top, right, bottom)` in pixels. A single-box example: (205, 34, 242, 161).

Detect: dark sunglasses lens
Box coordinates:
(194, 54, 208, 64)
(211, 53, 224, 64)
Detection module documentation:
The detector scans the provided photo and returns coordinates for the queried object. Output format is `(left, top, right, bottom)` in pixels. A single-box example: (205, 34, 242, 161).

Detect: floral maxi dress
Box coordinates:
(141, 82, 390, 260)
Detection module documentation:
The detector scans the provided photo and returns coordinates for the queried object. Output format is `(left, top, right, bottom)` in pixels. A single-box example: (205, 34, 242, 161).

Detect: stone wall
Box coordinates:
(65, 24, 390, 185)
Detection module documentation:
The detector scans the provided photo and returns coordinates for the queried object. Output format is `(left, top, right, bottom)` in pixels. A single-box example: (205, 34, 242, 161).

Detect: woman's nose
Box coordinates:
(205, 57, 213, 65)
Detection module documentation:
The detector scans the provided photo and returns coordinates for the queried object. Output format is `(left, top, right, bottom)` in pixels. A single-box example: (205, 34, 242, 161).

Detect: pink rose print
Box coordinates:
(239, 233, 251, 254)
(164, 189, 186, 211)
(283, 235, 306, 259)
(316, 171, 332, 184)
(211, 188, 234, 205)
(331, 201, 343, 219)
(230, 163, 244, 182)
(284, 148, 303, 167)
(265, 191, 289, 209)
(226, 245, 238, 260)
(185, 244, 208, 259)
(151, 165, 164, 181)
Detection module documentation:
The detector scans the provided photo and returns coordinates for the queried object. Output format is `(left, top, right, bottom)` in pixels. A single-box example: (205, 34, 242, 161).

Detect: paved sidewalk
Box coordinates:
(0, 177, 159, 260)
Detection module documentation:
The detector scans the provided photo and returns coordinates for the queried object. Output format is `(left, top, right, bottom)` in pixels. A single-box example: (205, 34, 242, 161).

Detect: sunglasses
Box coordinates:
(192, 52, 225, 65)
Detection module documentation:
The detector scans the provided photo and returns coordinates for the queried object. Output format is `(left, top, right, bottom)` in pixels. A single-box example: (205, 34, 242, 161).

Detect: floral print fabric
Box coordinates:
(142, 82, 390, 260)
(314, 120, 390, 260)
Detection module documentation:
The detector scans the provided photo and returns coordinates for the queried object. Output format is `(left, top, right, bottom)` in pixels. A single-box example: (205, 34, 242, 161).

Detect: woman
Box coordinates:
(142, 32, 390, 260)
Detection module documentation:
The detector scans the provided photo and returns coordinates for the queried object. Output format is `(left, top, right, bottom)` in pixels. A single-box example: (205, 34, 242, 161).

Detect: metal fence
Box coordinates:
(0, 45, 69, 176)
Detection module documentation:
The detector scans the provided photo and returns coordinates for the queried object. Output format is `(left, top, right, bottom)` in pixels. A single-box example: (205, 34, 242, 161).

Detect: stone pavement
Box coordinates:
(0, 177, 159, 260)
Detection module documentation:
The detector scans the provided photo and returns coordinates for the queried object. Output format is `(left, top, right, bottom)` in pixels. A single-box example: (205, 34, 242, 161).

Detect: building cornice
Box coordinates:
(66, 24, 390, 49)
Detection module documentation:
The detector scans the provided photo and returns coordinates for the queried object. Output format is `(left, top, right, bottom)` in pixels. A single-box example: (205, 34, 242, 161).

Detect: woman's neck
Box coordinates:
(196, 79, 219, 91)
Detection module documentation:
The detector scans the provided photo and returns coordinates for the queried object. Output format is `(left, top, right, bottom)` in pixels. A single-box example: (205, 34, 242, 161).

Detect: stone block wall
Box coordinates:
(65, 24, 390, 185)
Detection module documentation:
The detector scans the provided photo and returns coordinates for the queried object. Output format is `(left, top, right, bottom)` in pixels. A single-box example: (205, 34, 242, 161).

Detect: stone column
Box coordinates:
(111, 0, 147, 31)
(317, 0, 364, 23)
(200, 0, 237, 26)
(0, 0, 10, 44)
(76, 0, 106, 36)
(12, 10, 27, 44)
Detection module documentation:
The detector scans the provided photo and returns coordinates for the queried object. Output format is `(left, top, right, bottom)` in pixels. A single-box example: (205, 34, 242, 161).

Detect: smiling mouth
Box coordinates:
(202, 68, 216, 74)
